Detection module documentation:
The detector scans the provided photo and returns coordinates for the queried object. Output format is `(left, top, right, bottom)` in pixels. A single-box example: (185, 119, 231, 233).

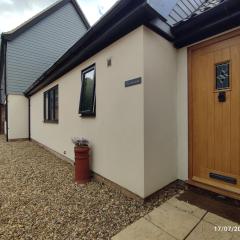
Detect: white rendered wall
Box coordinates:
(8, 94, 29, 140)
(30, 26, 191, 198)
(143, 27, 178, 197)
(30, 27, 145, 197)
(176, 47, 188, 181)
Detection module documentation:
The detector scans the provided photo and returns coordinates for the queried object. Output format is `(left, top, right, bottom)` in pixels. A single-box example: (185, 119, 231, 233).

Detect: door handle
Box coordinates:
(218, 92, 226, 102)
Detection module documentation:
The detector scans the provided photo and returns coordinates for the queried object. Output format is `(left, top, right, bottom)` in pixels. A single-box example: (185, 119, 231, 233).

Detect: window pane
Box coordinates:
(49, 90, 54, 120)
(80, 67, 95, 114)
(216, 62, 230, 90)
(45, 93, 48, 120)
(54, 88, 58, 120)
(44, 86, 58, 122)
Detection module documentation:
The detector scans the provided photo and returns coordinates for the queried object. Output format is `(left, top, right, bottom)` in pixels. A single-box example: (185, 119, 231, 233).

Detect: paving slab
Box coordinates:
(204, 212, 240, 237)
(112, 196, 240, 240)
(232, 234, 240, 240)
(145, 200, 201, 240)
(112, 218, 175, 240)
(177, 187, 240, 224)
(167, 197, 206, 219)
(186, 220, 233, 240)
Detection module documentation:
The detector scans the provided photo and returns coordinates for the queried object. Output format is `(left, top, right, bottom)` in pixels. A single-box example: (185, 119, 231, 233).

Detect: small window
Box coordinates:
(216, 62, 230, 90)
(79, 64, 96, 116)
(44, 85, 58, 123)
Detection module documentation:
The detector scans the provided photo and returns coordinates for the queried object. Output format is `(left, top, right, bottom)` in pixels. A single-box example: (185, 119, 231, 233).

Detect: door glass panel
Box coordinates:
(216, 62, 230, 90)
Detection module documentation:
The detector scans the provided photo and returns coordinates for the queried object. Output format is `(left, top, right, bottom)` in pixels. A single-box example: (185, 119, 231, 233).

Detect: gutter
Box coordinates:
(24, 0, 140, 96)
(25, 1, 172, 97)
(24, 0, 240, 96)
(172, 0, 240, 48)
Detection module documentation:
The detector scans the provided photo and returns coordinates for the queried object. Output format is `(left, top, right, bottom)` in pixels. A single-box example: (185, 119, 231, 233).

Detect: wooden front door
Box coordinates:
(189, 31, 240, 198)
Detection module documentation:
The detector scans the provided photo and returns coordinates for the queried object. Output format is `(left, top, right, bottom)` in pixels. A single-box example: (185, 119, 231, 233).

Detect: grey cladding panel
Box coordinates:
(6, 2, 87, 94)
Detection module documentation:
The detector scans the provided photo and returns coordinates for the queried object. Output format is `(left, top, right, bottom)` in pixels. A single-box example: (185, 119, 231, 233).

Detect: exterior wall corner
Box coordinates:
(143, 26, 178, 197)
(176, 47, 188, 181)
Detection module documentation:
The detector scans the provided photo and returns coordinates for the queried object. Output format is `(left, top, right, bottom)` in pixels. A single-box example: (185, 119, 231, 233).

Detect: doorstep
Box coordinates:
(112, 197, 240, 240)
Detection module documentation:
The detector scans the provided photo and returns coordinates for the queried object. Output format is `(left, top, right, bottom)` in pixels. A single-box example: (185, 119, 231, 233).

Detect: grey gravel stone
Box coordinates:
(0, 136, 184, 239)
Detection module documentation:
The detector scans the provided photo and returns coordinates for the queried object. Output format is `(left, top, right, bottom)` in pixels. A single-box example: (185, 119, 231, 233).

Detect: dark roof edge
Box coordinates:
(25, 1, 174, 97)
(70, 0, 90, 29)
(24, 0, 146, 96)
(173, 0, 240, 48)
(2, 0, 90, 41)
(25, 0, 240, 96)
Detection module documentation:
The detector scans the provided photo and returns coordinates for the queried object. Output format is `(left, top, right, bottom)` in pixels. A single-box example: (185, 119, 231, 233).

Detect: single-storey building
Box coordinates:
(17, 0, 240, 200)
(0, 0, 89, 139)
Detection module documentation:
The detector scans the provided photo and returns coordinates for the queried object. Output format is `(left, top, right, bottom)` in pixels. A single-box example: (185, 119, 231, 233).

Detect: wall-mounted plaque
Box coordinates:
(125, 77, 142, 87)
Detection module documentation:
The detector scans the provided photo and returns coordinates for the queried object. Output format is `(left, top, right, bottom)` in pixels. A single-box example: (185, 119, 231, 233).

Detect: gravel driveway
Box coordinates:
(0, 136, 183, 240)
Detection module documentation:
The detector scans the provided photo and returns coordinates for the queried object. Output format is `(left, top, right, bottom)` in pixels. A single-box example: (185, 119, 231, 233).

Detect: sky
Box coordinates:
(0, 0, 118, 33)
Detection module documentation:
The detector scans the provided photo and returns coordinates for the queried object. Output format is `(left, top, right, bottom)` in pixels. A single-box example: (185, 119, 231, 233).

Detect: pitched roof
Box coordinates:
(0, 0, 90, 104)
(23, 0, 240, 96)
(1, 0, 90, 41)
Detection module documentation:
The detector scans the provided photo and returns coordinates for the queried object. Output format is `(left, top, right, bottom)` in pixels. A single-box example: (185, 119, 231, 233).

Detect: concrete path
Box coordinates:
(112, 197, 240, 240)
